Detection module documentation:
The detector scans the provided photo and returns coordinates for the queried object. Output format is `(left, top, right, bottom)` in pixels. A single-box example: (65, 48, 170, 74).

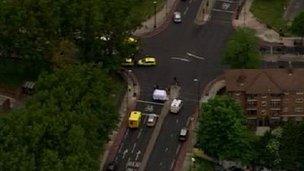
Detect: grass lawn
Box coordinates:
(250, 0, 291, 35)
(192, 157, 215, 171)
(132, 0, 165, 20)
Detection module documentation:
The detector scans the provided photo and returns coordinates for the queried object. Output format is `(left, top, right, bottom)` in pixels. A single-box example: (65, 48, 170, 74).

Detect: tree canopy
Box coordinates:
(0, 0, 142, 70)
(222, 28, 261, 69)
(0, 64, 122, 170)
(291, 11, 304, 37)
(197, 95, 255, 164)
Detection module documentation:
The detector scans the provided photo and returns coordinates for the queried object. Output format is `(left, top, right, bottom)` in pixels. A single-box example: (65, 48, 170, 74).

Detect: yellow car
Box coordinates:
(137, 56, 157, 66)
(121, 58, 134, 66)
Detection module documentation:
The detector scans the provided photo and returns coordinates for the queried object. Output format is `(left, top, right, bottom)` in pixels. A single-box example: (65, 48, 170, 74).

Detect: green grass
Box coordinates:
(132, 0, 165, 20)
(192, 158, 215, 171)
(250, 0, 291, 35)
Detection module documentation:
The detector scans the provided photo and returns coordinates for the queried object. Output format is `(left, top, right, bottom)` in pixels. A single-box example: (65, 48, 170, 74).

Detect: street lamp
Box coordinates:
(193, 78, 200, 115)
(153, 1, 157, 29)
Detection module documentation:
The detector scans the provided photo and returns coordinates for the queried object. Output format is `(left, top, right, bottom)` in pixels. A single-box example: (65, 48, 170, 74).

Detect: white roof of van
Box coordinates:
(171, 99, 182, 107)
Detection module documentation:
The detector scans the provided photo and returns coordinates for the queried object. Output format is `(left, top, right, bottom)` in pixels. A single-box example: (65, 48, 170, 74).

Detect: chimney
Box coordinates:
(287, 61, 293, 75)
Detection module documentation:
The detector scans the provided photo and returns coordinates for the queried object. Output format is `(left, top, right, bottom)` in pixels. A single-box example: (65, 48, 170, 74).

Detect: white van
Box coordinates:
(170, 99, 183, 113)
(153, 89, 168, 101)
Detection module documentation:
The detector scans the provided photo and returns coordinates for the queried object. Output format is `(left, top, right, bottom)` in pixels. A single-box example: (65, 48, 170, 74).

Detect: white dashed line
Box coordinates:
(170, 159, 176, 170)
(176, 144, 181, 155)
(171, 57, 190, 62)
(184, 6, 189, 15)
(131, 143, 137, 154)
(212, 9, 234, 13)
(186, 52, 205, 60)
(137, 129, 143, 139)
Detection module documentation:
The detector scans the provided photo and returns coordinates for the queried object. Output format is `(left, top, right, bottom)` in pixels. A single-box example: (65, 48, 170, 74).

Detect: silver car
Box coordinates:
(146, 114, 157, 127)
(173, 12, 182, 23)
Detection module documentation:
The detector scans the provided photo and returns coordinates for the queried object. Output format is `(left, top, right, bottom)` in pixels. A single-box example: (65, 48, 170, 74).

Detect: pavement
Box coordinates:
(284, 0, 304, 21)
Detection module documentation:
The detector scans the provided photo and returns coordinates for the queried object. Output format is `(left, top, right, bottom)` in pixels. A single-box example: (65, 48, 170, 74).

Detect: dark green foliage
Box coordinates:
(0, 65, 121, 170)
(222, 28, 261, 69)
(0, 0, 142, 71)
(197, 96, 255, 164)
(291, 11, 304, 37)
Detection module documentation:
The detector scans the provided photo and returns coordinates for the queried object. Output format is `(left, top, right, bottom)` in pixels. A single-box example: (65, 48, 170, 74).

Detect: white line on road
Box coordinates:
(135, 150, 141, 161)
(136, 99, 164, 106)
(131, 143, 137, 154)
(143, 115, 148, 125)
(165, 147, 169, 152)
(184, 6, 189, 15)
(170, 159, 176, 170)
(171, 57, 190, 62)
(176, 119, 179, 123)
(186, 52, 205, 60)
(137, 129, 143, 139)
(217, 0, 238, 3)
(124, 129, 129, 140)
(212, 8, 234, 14)
(122, 149, 129, 159)
(118, 143, 124, 153)
(176, 144, 181, 155)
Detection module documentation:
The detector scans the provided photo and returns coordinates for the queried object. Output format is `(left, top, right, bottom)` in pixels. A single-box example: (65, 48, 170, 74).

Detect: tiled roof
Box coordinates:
(225, 69, 304, 93)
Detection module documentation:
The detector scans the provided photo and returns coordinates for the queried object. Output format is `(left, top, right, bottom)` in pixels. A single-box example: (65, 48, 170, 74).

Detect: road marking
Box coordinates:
(122, 149, 129, 159)
(176, 144, 181, 155)
(218, 0, 238, 3)
(165, 147, 169, 152)
(186, 52, 205, 60)
(137, 99, 164, 106)
(159, 162, 163, 166)
(183, 6, 189, 15)
(212, 8, 234, 13)
(222, 2, 230, 10)
(176, 119, 179, 123)
(143, 115, 148, 125)
(171, 57, 190, 62)
(135, 150, 141, 161)
(124, 129, 129, 140)
(137, 129, 143, 139)
(118, 143, 124, 153)
(170, 159, 176, 170)
(170, 133, 174, 137)
(131, 143, 137, 154)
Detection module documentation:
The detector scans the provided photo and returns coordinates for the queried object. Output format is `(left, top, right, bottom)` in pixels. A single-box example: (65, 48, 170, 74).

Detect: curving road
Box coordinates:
(112, 0, 238, 170)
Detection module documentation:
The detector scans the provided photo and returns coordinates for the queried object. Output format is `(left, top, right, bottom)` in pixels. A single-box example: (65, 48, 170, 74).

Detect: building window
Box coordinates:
(260, 110, 267, 116)
(247, 110, 257, 115)
(247, 94, 257, 99)
(235, 92, 240, 96)
(261, 95, 267, 99)
(270, 101, 281, 108)
(261, 101, 267, 107)
(270, 110, 280, 116)
(295, 107, 304, 113)
(296, 92, 304, 95)
(284, 92, 289, 95)
(295, 98, 304, 103)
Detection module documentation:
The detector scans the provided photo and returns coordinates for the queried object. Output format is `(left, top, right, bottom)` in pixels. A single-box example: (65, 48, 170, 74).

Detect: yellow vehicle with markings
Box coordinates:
(128, 111, 142, 128)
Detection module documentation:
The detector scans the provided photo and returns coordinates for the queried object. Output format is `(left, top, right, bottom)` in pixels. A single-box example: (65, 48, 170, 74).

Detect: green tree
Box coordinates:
(279, 122, 304, 171)
(197, 96, 255, 164)
(0, 65, 121, 170)
(291, 11, 304, 38)
(222, 28, 261, 69)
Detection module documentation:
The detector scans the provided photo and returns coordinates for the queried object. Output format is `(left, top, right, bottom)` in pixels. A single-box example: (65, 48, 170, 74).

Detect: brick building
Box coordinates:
(224, 69, 304, 128)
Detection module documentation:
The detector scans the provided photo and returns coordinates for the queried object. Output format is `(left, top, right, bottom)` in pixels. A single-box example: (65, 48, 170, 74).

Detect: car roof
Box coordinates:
(143, 57, 155, 62)
(180, 128, 188, 135)
(171, 99, 182, 107)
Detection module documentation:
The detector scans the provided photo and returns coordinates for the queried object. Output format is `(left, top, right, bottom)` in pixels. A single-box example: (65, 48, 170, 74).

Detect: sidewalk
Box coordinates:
(133, 0, 179, 38)
(99, 68, 140, 171)
(233, 0, 282, 43)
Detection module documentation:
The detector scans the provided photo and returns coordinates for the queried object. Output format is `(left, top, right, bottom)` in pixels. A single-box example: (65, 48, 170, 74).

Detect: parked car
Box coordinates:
(173, 12, 182, 23)
(121, 58, 134, 66)
(170, 99, 183, 113)
(137, 56, 157, 66)
(178, 127, 188, 141)
(146, 114, 157, 127)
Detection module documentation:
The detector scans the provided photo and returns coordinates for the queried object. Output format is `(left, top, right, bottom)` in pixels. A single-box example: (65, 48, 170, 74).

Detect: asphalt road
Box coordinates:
(112, 0, 238, 170)
(134, 0, 237, 170)
(114, 101, 163, 170)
